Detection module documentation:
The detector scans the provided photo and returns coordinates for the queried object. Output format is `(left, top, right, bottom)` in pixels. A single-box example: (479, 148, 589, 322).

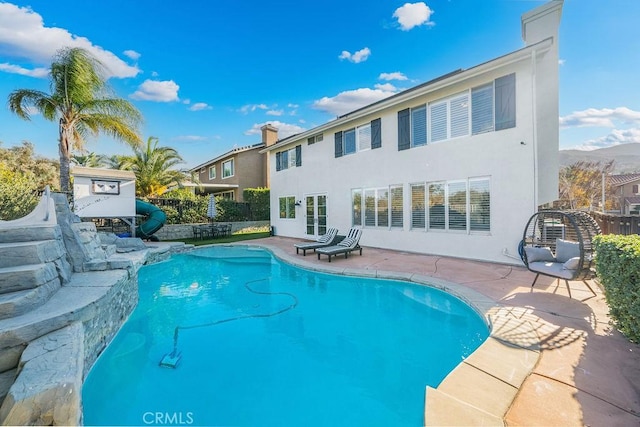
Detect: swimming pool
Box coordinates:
(83, 245, 489, 426)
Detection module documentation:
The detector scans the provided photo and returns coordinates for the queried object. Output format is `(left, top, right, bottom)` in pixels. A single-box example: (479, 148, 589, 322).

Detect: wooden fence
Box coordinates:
(590, 212, 640, 235)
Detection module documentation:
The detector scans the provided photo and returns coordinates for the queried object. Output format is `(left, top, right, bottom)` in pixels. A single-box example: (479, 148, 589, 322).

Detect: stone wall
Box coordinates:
(153, 221, 270, 240)
(81, 270, 139, 376)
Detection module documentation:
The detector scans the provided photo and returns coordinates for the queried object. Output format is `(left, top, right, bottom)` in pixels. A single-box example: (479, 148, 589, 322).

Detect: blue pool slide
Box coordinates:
(134, 199, 167, 239)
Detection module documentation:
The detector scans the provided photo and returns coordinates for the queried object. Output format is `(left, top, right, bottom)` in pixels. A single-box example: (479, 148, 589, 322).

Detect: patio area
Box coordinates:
(245, 236, 640, 426)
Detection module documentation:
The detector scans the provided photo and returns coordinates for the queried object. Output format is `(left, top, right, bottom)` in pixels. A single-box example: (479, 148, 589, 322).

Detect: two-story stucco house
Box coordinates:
(609, 173, 640, 214)
(189, 124, 278, 201)
(264, 1, 563, 264)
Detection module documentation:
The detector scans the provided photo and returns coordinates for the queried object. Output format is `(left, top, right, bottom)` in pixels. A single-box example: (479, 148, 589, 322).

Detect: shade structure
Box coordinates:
(207, 194, 217, 219)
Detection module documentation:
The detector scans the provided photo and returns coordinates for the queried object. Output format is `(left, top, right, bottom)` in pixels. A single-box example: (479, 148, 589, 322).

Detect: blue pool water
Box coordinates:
(83, 246, 488, 426)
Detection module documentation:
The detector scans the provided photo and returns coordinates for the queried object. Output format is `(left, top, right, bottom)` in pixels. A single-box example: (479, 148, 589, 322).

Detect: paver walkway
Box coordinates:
(245, 236, 640, 426)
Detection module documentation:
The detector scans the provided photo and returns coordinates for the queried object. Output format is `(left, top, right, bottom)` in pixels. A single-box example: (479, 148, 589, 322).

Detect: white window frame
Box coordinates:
(208, 166, 216, 180)
(279, 196, 296, 219)
(222, 159, 234, 178)
(428, 91, 470, 143)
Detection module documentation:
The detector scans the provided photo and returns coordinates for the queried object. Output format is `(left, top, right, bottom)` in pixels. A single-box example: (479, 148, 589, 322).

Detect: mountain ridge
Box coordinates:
(559, 143, 640, 173)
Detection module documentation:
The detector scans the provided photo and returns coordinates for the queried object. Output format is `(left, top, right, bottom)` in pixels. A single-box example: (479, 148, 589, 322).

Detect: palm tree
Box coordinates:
(7, 47, 142, 192)
(121, 136, 188, 197)
(71, 152, 107, 168)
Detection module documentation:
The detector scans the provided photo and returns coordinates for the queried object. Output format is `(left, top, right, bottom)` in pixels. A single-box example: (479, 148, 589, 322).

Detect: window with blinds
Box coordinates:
(411, 105, 427, 147)
(364, 189, 376, 227)
(411, 184, 426, 229)
(390, 185, 403, 228)
(428, 183, 445, 230)
(450, 94, 469, 138)
(344, 128, 356, 155)
(448, 181, 467, 231)
(377, 188, 389, 227)
(358, 124, 371, 151)
(470, 179, 490, 231)
(471, 83, 494, 134)
(352, 189, 362, 226)
(429, 102, 448, 142)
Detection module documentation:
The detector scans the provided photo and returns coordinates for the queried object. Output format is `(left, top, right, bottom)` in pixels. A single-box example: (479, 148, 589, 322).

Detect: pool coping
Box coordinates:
(224, 242, 539, 426)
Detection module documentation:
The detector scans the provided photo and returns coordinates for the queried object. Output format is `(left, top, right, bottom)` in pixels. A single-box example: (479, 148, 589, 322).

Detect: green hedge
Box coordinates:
(243, 187, 270, 220)
(593, 234, 640, 343)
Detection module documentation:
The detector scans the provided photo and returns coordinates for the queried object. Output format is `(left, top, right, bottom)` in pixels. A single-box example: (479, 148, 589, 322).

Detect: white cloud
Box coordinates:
(312, 86, 399, 117)
(393, 2, 435, 31)
(379, 72, 408, 81)
(238, 103, 269, 114)
(287, 103, 299, 108)
(0, 3, 140, 78)
(267, 109, 284, 116)
(580, 128, 640, 149)
(0, 62, 48, 77)
(188, 102, 212, 111)
(130, 79, 180, 102)
(375, 83, 397, 92)
(123, 50, 141, 61)
(244, 121, 306, 139)
(560, 107, 640, 129)
(338, 47, 371, 63)
(559, 59, 566, 66)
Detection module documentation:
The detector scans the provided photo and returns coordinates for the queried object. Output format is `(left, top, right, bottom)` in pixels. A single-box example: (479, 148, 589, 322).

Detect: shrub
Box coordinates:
(243, 187, 270, 220)
(593, 234, 640, 343)
(0, 167, 39, 220)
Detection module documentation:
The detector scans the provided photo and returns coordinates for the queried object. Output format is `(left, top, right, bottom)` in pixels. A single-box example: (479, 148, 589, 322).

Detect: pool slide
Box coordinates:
(134, 199, 167, 240)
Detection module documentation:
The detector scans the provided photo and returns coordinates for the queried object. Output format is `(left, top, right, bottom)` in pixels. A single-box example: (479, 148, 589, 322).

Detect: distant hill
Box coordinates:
(560, 143, 640, 173)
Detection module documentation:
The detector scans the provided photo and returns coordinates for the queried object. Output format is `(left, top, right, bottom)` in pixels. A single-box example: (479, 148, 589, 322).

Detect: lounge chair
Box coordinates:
(316, 228, 363, 262)
(294, 227, 339, 255)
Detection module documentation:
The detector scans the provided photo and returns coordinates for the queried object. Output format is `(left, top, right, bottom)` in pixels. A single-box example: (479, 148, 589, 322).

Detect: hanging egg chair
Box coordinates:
(520, 210, 601, 298)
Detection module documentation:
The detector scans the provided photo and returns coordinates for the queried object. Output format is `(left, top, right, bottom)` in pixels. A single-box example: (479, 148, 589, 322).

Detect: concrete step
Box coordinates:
(0, 279, 60, 321)
(0, 264, 58, 295)
(0, 225, 61, 244)
(0, 240, 66, 269)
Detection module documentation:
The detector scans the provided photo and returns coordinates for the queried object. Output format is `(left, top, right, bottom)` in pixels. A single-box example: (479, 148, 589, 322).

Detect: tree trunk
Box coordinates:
(58, 120, 71, 193)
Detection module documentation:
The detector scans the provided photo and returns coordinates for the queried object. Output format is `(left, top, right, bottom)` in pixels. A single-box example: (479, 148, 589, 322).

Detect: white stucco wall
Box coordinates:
(72, 167, 136, 218)
(267, 1, 562, 265)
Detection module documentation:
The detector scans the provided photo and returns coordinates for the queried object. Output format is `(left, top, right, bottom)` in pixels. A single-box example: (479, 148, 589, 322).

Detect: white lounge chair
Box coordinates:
(316, 228, 362, 262)
(294, 227, 339, 255)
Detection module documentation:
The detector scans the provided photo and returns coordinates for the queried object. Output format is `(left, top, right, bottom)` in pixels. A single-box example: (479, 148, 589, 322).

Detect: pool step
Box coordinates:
(0, 278, 60, 320)
(0, 240, 66, 269)
(0, 264, 58, 295)
(0, 224, 61, 244)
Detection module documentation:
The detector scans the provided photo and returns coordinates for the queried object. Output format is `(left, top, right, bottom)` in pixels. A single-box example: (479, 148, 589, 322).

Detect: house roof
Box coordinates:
(624, 196, 640, 205)
(71, 166, 136, 181)
(262, 36, 554, 153)
(609, 174, 640, 187)
(189, 142, 265, 172)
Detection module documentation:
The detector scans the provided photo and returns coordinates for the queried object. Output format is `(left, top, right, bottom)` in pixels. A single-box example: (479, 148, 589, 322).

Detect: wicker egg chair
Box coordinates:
(520, 210, 601, 298)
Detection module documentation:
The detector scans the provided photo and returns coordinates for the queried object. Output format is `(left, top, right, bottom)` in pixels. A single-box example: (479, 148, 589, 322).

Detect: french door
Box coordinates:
(305, 194, 327, 238)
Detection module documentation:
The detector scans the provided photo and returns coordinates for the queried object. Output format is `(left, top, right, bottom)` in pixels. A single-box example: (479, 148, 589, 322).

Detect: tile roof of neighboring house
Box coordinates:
(609, 174, 640, 186)
(624, 196, 640, 205)
(189, 142, 265, 172)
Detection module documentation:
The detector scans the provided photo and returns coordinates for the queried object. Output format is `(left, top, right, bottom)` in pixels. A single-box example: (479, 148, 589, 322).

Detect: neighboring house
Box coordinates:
(189, 124, 278, 201)
(609, 173, 640, 214)
(263, 1, 563, 264)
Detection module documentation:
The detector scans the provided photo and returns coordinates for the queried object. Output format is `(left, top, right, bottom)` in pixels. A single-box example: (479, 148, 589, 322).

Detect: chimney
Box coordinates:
(521, 0, 563, 46)
(261, 124, 279, 147)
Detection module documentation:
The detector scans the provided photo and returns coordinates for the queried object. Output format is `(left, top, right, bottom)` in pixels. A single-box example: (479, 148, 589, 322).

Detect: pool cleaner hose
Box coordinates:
(159, 278, 298, 368)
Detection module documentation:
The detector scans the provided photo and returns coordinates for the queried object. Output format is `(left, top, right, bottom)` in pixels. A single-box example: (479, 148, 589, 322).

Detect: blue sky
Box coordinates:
(0, 0, 638, 168)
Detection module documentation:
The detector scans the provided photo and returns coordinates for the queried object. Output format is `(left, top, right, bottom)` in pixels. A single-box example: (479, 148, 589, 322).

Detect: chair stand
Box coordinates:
(531, 273, 597, 299)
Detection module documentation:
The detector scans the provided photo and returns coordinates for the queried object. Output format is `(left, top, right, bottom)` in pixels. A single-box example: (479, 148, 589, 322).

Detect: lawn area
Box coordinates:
(171, 231, 271, 246)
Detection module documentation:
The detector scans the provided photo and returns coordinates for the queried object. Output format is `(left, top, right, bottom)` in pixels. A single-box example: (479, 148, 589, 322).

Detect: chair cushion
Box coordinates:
(338, 237, 356, 248)
(317, 233, 332, 243)
(524, 246, 556, 263)
(529, 261, 576, 279)
(563, 256, 581, 270)
(556, 239, 580, 263)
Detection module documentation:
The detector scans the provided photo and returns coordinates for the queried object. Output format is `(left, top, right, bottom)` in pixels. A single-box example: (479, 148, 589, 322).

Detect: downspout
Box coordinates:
(531, 48, 539, 212)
